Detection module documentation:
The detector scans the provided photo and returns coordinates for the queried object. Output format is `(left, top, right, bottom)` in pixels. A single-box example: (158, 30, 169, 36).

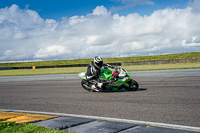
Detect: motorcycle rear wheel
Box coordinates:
(81, 79, 93, 92)
(127, 79, 139, 91)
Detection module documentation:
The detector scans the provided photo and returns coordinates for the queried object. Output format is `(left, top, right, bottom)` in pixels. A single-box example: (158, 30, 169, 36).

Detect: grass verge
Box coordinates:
(0, 121, 73, 133)
(0, 52, 199, 67)
(0, 62, 199, 76)
(122, 62, 200, 71)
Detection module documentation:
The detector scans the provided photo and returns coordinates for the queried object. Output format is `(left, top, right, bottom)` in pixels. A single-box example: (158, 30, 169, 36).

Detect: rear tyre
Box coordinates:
(127, 79, 139, 91)
(81, 79, 93, 92)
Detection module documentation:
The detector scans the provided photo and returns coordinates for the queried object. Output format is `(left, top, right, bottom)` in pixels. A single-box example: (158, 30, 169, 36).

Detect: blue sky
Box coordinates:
(0, 0, 199, 61)
(0, 0, 189, 20)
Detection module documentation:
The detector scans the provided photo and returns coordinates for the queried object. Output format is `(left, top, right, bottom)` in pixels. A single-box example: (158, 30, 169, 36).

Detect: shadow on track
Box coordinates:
(100, 88, 147, 93)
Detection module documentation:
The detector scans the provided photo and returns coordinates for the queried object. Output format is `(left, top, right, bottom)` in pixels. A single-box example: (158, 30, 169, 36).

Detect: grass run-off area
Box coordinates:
(0, 62, 199, 76)
(0, 121, 73, 133)
(0, 52, 200, 67)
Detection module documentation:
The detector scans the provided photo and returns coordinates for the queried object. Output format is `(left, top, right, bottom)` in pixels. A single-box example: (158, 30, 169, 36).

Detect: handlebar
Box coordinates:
(114, 66, 120, 70)
(103, 65, 120, 70)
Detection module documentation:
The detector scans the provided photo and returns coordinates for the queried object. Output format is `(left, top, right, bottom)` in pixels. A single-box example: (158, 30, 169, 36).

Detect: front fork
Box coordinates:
(123, 78, 132, 88)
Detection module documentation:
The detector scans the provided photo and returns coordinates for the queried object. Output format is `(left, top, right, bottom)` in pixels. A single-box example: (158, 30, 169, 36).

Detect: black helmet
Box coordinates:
(94, 56, 103, 68)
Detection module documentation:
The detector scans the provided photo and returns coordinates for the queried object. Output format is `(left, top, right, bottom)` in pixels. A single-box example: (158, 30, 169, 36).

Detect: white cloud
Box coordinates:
(188, 0, 200, 13)
(92, 5, 110, 16)
(14, 32, 27, 39)
(69, 15, 86, 25)
(4, 50, 12, 56)
(34, 45, 71, 58)
(110, 0, 154, 12)
(182, 37, 200, 47)
(87, 35, 99, 45)
(0, 1, 200, 62)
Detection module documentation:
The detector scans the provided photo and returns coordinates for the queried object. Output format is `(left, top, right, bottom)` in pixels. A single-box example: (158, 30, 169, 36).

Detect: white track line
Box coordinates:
(1, 109, 200, 132)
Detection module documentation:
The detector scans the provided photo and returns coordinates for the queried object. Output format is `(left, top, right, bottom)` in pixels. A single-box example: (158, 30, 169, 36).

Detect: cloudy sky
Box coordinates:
(0, 0, 200, 62)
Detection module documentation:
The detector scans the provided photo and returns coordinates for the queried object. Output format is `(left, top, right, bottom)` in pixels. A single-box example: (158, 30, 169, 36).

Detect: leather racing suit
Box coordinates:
(86, 61, 113, 90)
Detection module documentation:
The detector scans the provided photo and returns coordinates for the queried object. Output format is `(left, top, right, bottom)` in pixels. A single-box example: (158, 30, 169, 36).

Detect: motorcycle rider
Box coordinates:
(86, 56, 114, 92)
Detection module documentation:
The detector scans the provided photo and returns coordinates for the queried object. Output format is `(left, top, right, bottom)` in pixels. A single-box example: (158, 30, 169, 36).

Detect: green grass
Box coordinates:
(122, 62, 200, 71)
(0, 67, 87, 76)
(0, 52, 199, 67)
(0, 121, 73, 133)
(0, 52, 199, 76)
(0, 62, 199, 76)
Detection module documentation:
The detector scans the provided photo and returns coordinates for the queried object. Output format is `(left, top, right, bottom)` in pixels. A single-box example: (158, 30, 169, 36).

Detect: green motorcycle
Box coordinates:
(78, 66, 139, 92)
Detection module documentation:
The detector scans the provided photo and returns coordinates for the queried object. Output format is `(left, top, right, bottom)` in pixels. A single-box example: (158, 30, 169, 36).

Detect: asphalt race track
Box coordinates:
(0, 69, 200, 128)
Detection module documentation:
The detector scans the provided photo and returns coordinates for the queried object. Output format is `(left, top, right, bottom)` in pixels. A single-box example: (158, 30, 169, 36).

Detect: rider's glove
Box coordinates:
(111, 65, 115, 69)
(107, 64, 114, 69)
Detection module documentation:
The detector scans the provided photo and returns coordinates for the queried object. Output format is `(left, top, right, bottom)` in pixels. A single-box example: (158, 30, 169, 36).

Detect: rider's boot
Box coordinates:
(91, 85, 100, 92)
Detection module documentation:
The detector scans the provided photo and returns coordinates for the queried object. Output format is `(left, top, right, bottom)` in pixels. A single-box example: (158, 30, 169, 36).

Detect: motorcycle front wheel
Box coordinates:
(126, 79, 139, 91)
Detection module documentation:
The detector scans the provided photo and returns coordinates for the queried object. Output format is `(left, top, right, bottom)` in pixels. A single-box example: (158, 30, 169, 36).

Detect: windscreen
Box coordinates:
(118, 68, 127, 77)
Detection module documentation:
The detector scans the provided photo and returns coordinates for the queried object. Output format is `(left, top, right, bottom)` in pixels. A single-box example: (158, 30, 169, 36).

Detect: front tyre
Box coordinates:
(127, 79, 139, 91)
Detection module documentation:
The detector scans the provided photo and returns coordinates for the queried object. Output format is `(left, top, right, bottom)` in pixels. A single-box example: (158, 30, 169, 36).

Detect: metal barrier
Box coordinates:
(0, 67, 12, 70)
